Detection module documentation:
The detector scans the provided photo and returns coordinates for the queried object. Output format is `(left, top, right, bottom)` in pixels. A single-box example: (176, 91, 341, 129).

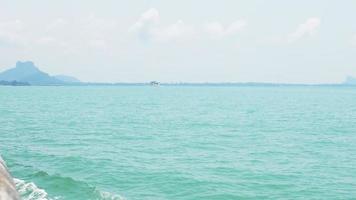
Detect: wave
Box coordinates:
(7, 155, 124, 200)
(14, 178, 53, 200)
(97, 191, 125, 200)
(14, 176, 124, 200)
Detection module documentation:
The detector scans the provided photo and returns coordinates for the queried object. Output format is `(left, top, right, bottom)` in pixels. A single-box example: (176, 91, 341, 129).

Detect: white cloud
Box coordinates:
(129, 8, 160, 42)
(152, 20, 196, 42)
(130, 8, 195, 42)
(130, 8, 246, 43)
(204, 20, 247, 39)
(288, 17, 321, 43)
(137, 8, 160, 25)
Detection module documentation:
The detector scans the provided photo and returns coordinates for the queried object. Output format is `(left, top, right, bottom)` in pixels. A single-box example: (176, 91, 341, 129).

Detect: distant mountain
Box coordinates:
(0, 61, 80, 85)
(0, 61, 40, 81)
(343, 76, 356, 85)
(54, 75, 80, 83)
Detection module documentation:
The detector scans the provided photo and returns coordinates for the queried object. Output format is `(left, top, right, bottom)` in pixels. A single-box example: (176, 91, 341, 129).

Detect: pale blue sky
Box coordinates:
(0, 0, 355, 83)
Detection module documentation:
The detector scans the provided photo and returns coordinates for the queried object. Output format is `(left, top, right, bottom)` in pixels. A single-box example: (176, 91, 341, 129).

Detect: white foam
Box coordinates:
(13, 178, 56, 200)
(14, 178, 124, 200)
(97, 190, 126, 200)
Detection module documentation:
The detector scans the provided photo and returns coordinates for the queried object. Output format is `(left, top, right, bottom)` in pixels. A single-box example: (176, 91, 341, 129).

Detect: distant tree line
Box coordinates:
(0, 80, 30, 86)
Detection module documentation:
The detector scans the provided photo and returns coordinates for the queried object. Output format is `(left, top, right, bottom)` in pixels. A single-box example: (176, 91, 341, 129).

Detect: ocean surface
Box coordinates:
(1, 86, 356, 200)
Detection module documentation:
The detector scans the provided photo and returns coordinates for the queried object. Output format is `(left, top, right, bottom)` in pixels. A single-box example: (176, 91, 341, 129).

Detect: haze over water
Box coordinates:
(1, 86, 356, 200)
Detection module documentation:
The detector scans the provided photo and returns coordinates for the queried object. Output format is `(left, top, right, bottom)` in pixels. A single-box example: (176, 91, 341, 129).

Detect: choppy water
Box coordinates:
(1, 86, 356, 200)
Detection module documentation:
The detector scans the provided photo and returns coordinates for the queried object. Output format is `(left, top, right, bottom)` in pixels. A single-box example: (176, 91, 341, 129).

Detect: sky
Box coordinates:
(0, 0, 356, 83)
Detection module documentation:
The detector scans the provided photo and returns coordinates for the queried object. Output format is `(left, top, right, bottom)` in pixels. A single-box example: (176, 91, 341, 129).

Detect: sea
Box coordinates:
(1, 86, 356, 200)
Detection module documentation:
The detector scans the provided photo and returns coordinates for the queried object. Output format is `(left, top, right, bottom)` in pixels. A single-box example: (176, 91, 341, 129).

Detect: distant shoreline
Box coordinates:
(1, 82, 355, 87)
(2, 61, 355, 87)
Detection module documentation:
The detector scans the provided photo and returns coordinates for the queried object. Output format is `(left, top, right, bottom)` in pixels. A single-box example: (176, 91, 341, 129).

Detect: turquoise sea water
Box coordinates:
(1, 86, 356, 200)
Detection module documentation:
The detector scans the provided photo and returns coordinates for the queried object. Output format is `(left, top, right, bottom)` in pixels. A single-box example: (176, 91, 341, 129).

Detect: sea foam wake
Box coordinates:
(14, 178, 124, 200)
(14, 178, 52, 200)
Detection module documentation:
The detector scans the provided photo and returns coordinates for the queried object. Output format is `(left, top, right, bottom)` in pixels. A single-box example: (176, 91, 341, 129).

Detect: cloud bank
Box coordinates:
(204, 20, 247, 39)
(129, 8, 246, 42)
(288, 17, 321, 43)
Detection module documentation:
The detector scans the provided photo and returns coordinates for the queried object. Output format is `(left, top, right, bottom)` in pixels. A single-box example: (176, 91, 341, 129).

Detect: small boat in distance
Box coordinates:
(150, 81, 160, 86)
